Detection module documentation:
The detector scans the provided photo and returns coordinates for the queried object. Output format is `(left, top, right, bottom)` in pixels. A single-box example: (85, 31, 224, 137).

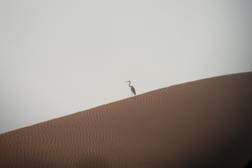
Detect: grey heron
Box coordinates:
(126, 80, 136, 96)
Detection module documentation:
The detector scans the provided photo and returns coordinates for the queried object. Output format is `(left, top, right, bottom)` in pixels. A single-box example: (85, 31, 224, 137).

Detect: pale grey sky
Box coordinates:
(0, 0, 252, 133)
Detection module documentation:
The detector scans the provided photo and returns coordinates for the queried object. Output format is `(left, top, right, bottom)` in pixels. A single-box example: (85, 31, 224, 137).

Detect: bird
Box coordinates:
(126, 80, 136, 96)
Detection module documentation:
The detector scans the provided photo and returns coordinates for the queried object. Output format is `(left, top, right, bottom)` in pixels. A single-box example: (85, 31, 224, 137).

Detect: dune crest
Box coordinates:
(1, 72, 252, 168)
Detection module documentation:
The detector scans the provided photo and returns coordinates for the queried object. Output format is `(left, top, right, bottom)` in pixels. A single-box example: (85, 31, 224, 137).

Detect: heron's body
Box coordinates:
(130, 86, 136, 95)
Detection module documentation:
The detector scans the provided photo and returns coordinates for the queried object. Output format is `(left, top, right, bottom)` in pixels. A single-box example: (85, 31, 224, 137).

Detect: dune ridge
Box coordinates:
(0, 72, 252, 168)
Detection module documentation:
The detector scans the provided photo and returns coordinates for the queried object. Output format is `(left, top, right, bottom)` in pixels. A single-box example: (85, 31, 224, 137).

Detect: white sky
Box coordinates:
(0, 0, 252, 133)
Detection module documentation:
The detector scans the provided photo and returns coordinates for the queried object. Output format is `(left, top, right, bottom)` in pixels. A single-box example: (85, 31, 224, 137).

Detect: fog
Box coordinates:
(0, 0, 252, 133)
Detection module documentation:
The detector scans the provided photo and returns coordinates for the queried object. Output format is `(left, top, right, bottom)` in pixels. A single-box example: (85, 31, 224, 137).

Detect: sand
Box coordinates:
(0, 72, 252, 168)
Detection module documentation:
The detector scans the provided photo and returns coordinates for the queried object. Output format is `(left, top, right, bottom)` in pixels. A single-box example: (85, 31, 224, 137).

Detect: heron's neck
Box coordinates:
(128, 82, 131, 87)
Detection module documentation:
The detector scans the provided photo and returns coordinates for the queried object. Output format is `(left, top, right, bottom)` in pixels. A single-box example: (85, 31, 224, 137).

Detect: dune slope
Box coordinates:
(0, 72, 252, 168)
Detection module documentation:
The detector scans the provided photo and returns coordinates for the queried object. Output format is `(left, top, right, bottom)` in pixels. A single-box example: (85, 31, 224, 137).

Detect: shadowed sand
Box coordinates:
(0, 72, 252, 168)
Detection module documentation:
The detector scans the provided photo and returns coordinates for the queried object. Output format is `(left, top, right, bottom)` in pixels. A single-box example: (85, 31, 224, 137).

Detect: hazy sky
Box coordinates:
(0, 0, 252, 133)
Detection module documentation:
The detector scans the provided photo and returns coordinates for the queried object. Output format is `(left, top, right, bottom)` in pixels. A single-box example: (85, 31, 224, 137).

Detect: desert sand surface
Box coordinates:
(0, 72, 252, 168)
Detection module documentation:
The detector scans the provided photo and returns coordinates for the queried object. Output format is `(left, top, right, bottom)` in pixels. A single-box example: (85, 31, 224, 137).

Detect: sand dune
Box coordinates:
(0, 72, 252, 168)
